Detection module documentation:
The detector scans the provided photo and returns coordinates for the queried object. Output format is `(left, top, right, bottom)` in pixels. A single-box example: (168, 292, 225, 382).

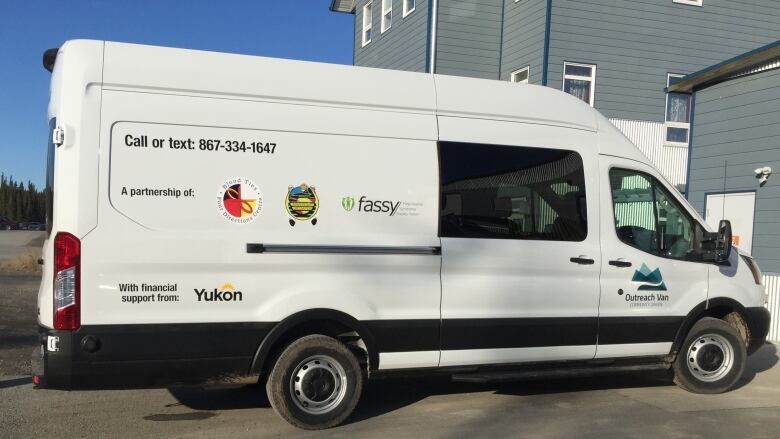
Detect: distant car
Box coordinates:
(0, 216, 18, 230)
(18, 222, 30, 230)
(28, 223, 46, 231)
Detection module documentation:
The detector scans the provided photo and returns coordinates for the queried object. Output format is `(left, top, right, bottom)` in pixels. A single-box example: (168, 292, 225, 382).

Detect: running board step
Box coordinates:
(451, 362, 669, 384)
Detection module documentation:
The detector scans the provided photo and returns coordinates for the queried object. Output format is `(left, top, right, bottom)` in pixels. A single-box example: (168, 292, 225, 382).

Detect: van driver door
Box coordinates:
(597, 155, 708, 359)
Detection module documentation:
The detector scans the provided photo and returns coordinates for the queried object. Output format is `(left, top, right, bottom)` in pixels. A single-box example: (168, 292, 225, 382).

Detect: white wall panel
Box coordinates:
(609, 118, 688, 187)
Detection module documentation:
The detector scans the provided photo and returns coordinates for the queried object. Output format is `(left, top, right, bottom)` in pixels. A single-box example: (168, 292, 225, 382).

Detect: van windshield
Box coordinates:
(45, 118, 55, 235)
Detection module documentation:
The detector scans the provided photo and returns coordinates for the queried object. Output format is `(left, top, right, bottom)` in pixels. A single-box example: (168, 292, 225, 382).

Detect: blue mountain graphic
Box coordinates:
(632, 263, 667, 291)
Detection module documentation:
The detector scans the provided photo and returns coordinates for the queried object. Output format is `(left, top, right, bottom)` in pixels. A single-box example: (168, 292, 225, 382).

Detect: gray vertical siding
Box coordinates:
(354, 0, 429, 72)
(546, 0, 780, 121)
(687, 68, 780, 273)
(435, 0, 503, 79)
(499, 0, 547, 84)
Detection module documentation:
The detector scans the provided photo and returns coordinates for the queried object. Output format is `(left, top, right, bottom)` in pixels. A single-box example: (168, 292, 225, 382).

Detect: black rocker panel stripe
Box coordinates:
(366, 317, 686, 352)
(597, 316, 684, 345)
(441, 317, 598, 350)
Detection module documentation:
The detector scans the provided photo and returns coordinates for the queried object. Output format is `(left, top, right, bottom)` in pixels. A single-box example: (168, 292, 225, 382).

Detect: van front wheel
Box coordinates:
(673, 317, 746, 394)
(266, 334, 363, 430)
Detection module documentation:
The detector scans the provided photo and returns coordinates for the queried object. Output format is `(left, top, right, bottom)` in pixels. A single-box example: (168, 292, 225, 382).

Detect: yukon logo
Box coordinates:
(286, 183, 319, 226)
(217, 178, 262, 224)
(195, 283, 243, 302)
(346, 195, 401, 216)
(341, 196, 355, 212)
(632, 264, 667, 291)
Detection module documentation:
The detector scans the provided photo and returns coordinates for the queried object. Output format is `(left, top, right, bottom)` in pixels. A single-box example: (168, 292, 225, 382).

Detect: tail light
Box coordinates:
(54, 232, 80, 330)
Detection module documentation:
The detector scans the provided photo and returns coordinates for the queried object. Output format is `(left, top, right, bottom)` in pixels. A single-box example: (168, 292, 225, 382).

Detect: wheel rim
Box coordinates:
(686, 333, 734, 382)
(289, 355, 348, 415)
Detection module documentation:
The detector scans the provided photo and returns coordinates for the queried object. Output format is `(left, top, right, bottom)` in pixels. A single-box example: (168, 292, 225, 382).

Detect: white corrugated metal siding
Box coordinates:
(609, 118, 688, 187)
(765, 273, 780, 342)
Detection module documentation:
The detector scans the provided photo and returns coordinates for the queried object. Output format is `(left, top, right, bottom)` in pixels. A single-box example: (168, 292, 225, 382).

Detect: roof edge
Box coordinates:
(669, 39, 780, 93)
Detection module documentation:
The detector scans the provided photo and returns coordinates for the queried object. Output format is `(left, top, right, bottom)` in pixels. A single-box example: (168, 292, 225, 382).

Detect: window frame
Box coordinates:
(609, 166, 706, 262)
(381, 0, 392, 33)
(665, 73, 691, 147)
(403, 0, 416, 17)
(362, 2, 373, 47)
(510, 66, 530, 84)
(673, 0, 703, 7)
(562, 62, 597, 107)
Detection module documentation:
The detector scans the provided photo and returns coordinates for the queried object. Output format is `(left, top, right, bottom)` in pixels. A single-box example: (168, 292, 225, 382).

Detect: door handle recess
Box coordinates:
(570, 257, 595, 265)
(609, 260, 632, 268)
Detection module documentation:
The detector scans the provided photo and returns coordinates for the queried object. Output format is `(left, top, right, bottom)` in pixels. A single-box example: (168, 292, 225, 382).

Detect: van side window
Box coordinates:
(439, 142, 587, 241)
(610, 168, 697, 259)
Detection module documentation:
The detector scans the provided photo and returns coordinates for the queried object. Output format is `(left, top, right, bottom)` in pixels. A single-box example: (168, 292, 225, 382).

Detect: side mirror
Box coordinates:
(716, 219, 733, 262)
(701, 219, 732, 263)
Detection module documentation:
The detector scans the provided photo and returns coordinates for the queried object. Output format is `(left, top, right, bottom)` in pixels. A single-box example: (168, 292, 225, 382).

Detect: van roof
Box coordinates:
(95, 40, 598, 131)
(56, 40, 647, 163)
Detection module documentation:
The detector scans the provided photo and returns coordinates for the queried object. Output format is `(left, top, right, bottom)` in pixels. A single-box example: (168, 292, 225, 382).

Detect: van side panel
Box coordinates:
(67, 88, 442, 385)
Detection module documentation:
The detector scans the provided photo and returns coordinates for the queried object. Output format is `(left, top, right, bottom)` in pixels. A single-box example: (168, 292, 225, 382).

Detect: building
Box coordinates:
(670, 40, 780, 341)
(330, 0, 780, 186)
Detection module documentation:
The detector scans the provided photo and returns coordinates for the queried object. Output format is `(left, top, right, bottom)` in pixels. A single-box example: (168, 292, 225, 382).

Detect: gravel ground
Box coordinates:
(0, 274, 39, 376)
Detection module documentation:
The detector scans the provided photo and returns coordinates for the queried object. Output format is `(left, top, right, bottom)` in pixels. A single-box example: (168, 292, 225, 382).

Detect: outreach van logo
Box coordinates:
(286, 183, 319, 226)
(194, 283, 243, 302)
(632, 264, 667, 291)
(341, 196, 355, 212)
(217, 177, 262, 224)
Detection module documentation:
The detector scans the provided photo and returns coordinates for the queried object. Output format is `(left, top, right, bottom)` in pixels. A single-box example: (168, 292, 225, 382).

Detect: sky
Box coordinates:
(0, 0, 354, 187)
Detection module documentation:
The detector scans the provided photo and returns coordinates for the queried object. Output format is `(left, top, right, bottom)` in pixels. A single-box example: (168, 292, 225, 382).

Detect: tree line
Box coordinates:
(0, 174, 46, 223)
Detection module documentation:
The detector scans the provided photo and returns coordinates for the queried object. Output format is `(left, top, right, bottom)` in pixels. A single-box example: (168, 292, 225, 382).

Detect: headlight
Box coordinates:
(740, 255, 763, 286)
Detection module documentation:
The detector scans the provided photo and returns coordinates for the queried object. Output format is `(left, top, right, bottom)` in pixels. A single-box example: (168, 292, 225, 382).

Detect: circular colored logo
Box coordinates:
(286, 183, 319, 226)
(217, 177, 262, 224)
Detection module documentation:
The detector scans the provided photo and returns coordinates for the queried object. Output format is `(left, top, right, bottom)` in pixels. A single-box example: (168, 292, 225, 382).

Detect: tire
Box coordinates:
(673, 317, 746, 394)
(266, 334, 363, 430)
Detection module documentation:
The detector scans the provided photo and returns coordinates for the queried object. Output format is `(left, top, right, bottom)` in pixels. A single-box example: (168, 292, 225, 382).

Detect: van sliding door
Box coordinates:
(437, 117, 601, 367)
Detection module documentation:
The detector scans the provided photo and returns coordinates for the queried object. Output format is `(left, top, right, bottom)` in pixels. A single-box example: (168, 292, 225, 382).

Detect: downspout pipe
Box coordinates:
(429, 0, 439, 73)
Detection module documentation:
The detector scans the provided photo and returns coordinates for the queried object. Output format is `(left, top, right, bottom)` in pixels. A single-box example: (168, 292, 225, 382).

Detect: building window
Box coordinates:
(362, 2, 372, 46)
(563, 62, 596, 107)
(666, 74, 691, 145)
(403, 0, 416, 17)
(439, 141, 588, 242)
(381, 0, 392, 33)
(511, 67, 530, 84)
(673, 0, 703, 6)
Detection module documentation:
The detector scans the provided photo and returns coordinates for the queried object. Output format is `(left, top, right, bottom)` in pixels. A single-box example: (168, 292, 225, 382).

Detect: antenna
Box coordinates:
(721, 160, 727, 221)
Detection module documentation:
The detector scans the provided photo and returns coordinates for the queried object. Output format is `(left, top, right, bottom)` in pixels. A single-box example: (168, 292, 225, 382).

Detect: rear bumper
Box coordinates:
(32, 323, 272, 389)
(744, 307, 771, 356)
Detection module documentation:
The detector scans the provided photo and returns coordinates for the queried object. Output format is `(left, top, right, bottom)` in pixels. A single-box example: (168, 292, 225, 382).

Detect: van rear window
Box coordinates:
(439, 142, 587, 241)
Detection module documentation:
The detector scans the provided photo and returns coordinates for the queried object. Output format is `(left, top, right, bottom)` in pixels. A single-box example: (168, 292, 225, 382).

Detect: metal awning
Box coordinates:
(329, 0, 356, 13)
(669, 39, 780, 93)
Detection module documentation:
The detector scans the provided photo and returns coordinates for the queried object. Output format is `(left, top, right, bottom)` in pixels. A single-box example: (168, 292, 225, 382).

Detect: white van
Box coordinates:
(35, 40, 769, 430)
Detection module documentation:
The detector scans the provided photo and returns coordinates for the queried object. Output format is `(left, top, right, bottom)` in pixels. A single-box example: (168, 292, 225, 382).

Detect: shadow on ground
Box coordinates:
(168, 343, 777, 424)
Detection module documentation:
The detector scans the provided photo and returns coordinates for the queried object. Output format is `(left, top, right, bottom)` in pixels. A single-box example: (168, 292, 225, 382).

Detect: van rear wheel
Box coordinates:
(266, 334, 363, 430)
(673, 317, 746, 394)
